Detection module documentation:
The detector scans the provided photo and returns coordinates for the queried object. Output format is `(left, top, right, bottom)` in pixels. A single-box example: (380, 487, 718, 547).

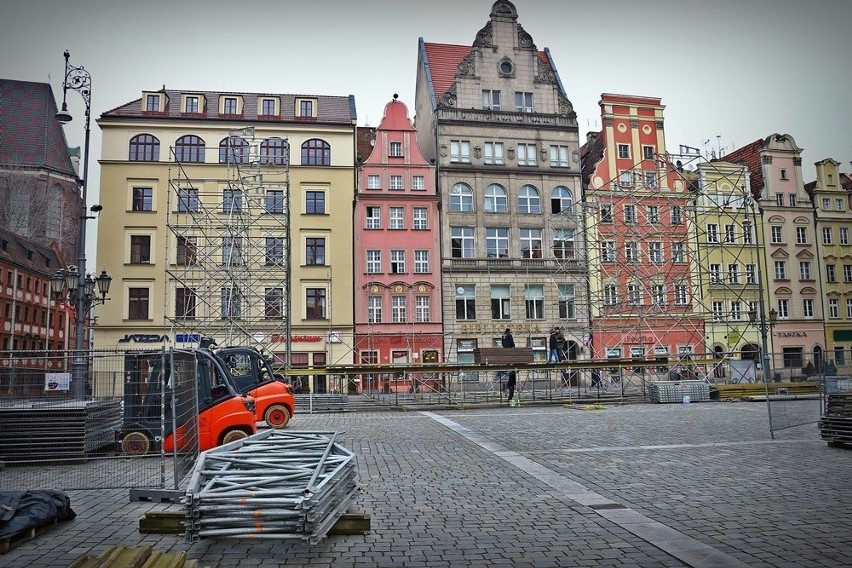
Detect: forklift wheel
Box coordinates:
(121, 431, 150, 456)
(264, 404, 292, 429)
(221, 429, 248, 445)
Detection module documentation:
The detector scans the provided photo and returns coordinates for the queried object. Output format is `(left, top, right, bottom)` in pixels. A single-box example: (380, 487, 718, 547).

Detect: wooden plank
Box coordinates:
(0, 518, 59, 555)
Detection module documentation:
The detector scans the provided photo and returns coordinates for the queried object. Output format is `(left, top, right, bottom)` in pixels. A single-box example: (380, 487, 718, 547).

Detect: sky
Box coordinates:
(2, 0, 851, 262)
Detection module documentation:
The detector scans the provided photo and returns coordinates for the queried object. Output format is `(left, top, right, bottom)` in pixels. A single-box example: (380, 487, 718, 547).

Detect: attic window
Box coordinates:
(146, 94, 160, 112)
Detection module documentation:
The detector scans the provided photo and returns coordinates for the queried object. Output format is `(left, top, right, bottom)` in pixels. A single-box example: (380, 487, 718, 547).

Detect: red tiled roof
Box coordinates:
(356, 126, 376, 163)
(0, 227, 63, 277)
(422, 42, 553, 103)
(715, 139, 763, 197)
(0, 79, 76, 176)
(101, 89, 356, 125)
(580, 130, 605, 187)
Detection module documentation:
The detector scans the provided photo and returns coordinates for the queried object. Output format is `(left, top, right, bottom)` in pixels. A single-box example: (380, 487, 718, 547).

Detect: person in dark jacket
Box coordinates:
(501, 328, 515, 348)
(548, 327, 562, 363)
(501, 328, 518, 405)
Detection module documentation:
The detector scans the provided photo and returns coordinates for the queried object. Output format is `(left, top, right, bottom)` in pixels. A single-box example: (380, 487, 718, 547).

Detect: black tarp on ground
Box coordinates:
(0, 491, 76, 538)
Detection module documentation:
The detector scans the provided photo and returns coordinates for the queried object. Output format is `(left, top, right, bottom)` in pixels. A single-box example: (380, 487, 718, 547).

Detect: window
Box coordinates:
(724, 224, 737, 243)
(264, 288, 283, 319)
(177, 236, 197, 266)
(518, 185, 540, 213)
(771, 226, 782, 244)
(829, 299, 839, 319)
(484, 142, 505, 165)
(413, 207, 428, 230)
(602, 241, 616, 262)
(491, 285, 510, 320)
(367, 296, 382, 324)
(746, 264, 756, 284)
(648, 242, 663, 264)
(841, 227, 849, 245)
(550, 145, 569, 167)
(520, 228, 542, 259)
(366, 250, 381, 274)
(146, 94, 159, 111)
(517, 144, 537, 166)
(780, 168, 788, 180)
(301, 139, 331, 165)
(174, 135, 205, 163)
(643, 146, 655, 160)
(823, 198, 831, 210)
(647, 206, 659, 224)
(671, 205, 682, 225)
(409, 176, 425, 192)
(222, 237, 243, 266)
(652, 284, 666, 306)
(389, 141, 403, 157)
(484, 184, 508, 213)
(366, 207, 381, 229)
(260, 137, 288, 165)
(130, 235, 151, 264)
(789, 194, 797, 206)
(728, 264, 740, 284)
(223, 187, 243, 213)
(390, 175, 403, 190)
(390, 250, 405, 274)
(618, 171, 632, 187)
(551, 186, 572, 214)
(800, 261, 811, 280)
(175, 287, 196, 319)
(624, 205, 636, 224)
(132, 187, 153, 211)
(600, 205, 613, 223)
(219, 136, 249, 164)
(128, 288, 149, 320)
(706, 224, 719, 243)
(730, 301, 741, 320)
(845, 265, 852, 282)
(827, 264, 837, 282)
(627, 284, 640, 306)
(617, 144, 629, 159)
(306, 190, 325, 214)
(392, 296, 407, 323)
(675, 284, 688, 306)
(625, 242, 639, 263)
(644, 171, 657, 189)
(450, 183, 474, 212)
(415, 296, 430, 323)
(482, 90, 501, 111)
(742, 221, 753, 244)
(604, 284, 618, 306)
(709, 264, 722, 284)
(389, 207, 405, 229)
(803, 299, 814, 318)
(177, 188, 199, 212)
(712, 301, 724, 321)
(261, 98, 275, 115)
(796, 227, 807, 244)
(262, 190, 284, 214)
(774, 261, 786, 280)
(450, 140, 470, 163)
(306, 288, 326, 319)
(450, 227, 474, 258)
(486, 228, 509, 258)
(221, 287, 241, 318)
(552, 228, 575, 260)
(455, 286, 476, 320)
(514, 91, 533, 112)
(823, 227, 833, 245)
(847, 299, 852, 319)
(367, 175, 381, 189)
(525, 285, 544, 319)
(672, 242, 685, 263)
(129, 134, 160, 161)
(306, 237, 325, 265)
(775, 194, 784, 206)
(836, 347, 846, 366)
(223, 97, 238, 114)
(837, 198, 845, 211)
(558, 285, 575, 319)
(299, 99, 313, 117)
(414, 250, 429, 273)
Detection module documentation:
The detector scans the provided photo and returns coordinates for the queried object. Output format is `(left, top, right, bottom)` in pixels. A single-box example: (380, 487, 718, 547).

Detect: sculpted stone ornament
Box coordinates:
(535, 58, 554, 84)
(440, 89, 457, 108)
(517, 24, 536, 50)
(473, 22, 493, 47)
(457, 52, 476, 78)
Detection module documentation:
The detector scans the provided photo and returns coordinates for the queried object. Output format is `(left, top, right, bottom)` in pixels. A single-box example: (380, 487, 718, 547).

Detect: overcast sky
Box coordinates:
(2, 0, 851, 262)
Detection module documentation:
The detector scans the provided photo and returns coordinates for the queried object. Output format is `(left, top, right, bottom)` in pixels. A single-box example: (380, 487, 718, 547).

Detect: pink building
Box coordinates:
(354, 97, 442, 392)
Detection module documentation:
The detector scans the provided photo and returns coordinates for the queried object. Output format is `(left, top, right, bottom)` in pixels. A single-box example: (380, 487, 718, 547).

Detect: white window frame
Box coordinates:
(366, 250, 381, 274)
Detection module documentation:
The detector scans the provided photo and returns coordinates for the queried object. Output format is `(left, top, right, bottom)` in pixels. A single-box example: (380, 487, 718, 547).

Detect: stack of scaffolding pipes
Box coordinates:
(184, 430, 357, 544)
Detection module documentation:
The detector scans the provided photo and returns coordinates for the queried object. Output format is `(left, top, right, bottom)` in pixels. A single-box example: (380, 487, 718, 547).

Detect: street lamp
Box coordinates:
(56, 50, 109, 398)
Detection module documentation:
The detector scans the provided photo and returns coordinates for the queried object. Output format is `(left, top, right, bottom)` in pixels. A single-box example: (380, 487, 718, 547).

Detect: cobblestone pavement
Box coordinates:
(2, 399, 851, 567)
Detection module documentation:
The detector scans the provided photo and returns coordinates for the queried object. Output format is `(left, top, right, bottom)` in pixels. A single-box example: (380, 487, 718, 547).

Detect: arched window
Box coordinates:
(301, 138, 330, 166)
(260, 137, 289, 165)
(484, 184, 508, 213)
(551, 186, 573, 214)
(449, 183, 474, 212)
(219, 136, 249, 164)
(129, 134, 159, 161)
(174, 135, 205, 163)
(518, 185, 541, 214)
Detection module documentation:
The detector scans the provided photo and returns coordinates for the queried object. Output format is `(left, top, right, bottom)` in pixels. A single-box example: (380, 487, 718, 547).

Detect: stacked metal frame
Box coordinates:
(184, 430, 357, 544)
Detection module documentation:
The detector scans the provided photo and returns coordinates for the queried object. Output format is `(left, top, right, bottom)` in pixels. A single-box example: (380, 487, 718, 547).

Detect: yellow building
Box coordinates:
(95, 89, 356, 390)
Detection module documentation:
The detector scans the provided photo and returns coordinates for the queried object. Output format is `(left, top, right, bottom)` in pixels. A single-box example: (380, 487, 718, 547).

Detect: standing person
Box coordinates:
(501, 328, 518, 406)
(556, 328, 568, 361)
(548, 327, 561, 363)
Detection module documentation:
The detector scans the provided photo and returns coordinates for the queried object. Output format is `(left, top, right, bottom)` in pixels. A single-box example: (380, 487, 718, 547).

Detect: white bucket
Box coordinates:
(682, 395, 691, 404)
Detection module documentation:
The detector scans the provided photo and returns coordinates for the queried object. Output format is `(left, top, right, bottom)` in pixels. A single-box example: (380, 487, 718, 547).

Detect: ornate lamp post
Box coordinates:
(55, 50, 111, 398)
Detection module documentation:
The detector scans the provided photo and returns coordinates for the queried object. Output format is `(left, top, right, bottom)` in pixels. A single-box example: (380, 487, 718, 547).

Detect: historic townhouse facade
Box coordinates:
(95, 89, 357, 389)
(722, 134, 823, 376)
(414, 1, 586, 369)
(808, 159, 852, 368)
(581, 94, 703, 373)
(354, 97, 442, 391)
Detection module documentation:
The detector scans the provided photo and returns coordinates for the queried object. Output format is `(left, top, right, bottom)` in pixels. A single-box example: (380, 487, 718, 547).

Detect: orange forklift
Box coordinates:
(217, 345, 296, 429)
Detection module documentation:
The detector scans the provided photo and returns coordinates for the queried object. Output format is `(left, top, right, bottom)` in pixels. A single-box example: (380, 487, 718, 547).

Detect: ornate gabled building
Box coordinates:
(414, 0, 587, 369)
(354, 97, 442, 391)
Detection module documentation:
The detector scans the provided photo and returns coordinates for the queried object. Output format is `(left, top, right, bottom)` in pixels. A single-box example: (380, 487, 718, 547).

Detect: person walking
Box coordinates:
(501, 328, 518, 406)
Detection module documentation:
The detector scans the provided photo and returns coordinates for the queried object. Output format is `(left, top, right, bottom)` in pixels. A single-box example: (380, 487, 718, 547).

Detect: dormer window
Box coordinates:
(260, 97, 278, 116)
(296, 98, 317, 118)
(146, 94, 160, 112)
(224, 97, 237, 114)
(185, 96, 199, 113)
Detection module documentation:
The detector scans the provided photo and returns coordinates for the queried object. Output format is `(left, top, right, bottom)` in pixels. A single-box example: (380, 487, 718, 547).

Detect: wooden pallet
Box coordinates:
(0, 518, 59, 555)
(69, 545, 198, 568)
(714, 382, 819, 398)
